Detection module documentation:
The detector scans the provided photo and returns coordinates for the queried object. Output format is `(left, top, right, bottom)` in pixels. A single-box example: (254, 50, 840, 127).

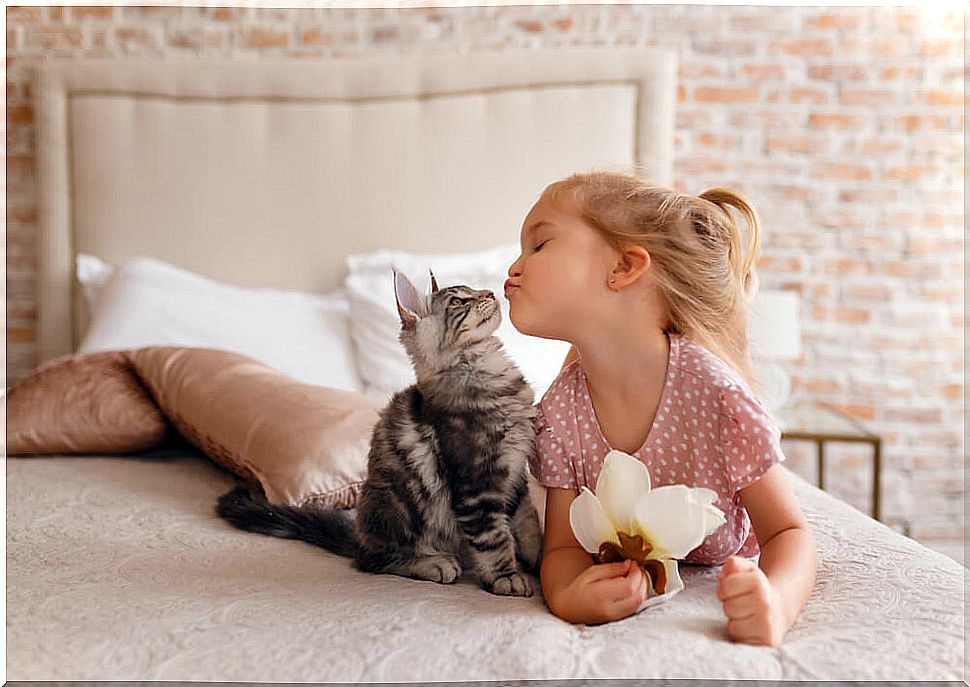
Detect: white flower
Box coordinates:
(569, 449, 727, 610)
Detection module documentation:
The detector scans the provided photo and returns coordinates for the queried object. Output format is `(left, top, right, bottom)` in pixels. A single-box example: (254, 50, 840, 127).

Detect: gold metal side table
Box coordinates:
(775, 401, 883, 521)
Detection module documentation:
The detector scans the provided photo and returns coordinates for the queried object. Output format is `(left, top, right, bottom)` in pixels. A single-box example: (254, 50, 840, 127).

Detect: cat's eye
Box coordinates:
(449, 298, 466, 308)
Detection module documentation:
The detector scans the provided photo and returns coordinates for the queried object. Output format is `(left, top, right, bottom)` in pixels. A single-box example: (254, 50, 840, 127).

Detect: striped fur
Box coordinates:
(216, 275, 542, 596)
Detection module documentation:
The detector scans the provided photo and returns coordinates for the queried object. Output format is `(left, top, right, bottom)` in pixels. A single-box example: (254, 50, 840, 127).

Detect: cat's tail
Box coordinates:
(216, 487, 359, 558)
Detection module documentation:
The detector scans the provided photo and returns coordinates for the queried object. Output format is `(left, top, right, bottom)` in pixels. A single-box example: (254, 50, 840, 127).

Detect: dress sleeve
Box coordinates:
(717, 385, 787, 495)
(529, 401, 579, 490)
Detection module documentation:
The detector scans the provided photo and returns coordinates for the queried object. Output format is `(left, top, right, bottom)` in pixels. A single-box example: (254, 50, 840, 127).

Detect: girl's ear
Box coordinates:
(609, 245, 652, 289)
(393, 268, 427, 328)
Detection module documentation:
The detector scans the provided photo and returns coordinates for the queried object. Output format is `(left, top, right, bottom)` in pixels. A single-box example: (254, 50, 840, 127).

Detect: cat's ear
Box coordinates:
(393, 268, 426, 328)
(429, 269, 439, 294)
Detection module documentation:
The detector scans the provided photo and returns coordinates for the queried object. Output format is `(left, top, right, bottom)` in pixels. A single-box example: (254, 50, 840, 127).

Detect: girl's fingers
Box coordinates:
(611, 567, 649, 616)
(584, 559, 633, 582)
(716, 570, 760, 602)
(722, 595, 758, 620)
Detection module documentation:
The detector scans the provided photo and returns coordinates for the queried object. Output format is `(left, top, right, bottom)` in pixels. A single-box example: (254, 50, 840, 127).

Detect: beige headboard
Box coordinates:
(33, 47, 677, 363)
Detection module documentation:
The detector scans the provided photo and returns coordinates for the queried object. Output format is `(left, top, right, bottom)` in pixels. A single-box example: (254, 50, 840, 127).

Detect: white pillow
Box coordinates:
(344, 243, 571, 403)
(77, 254, 365, 393)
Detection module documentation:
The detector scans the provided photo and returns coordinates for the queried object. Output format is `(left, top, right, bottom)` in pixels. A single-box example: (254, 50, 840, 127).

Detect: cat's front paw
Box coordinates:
(485, 572, 535, 597)
(411, 554, 462, 584)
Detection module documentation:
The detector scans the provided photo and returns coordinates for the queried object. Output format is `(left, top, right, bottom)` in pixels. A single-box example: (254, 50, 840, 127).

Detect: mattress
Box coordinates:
(7, 451, 965, 681)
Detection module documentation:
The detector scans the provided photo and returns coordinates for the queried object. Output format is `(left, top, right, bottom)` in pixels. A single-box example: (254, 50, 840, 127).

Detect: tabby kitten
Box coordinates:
(217, 269, 542, 596)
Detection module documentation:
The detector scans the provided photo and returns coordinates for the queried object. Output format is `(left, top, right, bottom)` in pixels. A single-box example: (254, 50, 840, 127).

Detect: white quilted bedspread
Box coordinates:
(6, 453, 965, 681)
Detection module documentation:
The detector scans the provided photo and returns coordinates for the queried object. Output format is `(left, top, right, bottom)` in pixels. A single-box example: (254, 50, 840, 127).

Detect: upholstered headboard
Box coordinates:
(33, 47, 677, 362)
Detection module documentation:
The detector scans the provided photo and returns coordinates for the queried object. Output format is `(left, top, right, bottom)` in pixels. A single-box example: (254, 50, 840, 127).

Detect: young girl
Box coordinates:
(504, 171, 817, 647)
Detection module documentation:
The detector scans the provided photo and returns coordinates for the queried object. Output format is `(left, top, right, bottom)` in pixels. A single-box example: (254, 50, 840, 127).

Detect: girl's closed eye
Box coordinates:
(533, 240, 549, 252)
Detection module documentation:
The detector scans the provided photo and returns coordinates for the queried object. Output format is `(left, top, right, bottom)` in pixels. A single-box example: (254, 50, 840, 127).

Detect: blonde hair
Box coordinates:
(543, 170, 761, 390)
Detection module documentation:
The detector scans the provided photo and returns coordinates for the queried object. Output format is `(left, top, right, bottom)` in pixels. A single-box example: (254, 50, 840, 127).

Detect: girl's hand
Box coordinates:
(716, 555, 789, 647)
(555, 559, 648, 625)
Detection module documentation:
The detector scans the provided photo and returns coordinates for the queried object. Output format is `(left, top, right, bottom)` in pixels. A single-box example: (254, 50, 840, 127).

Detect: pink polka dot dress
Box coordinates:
(529, 332, 786, 566)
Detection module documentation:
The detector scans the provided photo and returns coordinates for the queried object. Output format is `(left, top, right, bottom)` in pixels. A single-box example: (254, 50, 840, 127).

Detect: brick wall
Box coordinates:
(5, 5, 965, 559)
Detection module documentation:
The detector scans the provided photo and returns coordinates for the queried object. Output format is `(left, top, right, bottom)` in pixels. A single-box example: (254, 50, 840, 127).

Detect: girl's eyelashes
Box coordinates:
(533, 240, 549, 251)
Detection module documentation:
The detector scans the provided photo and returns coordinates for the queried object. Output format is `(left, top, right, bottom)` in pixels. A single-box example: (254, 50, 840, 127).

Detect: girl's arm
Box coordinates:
(716, 464, 817, 646)
(540, 486, 648, 624)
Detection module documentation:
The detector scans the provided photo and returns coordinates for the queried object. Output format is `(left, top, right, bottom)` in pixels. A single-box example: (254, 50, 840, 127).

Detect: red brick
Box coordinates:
(6, 6, 41, 23)
(695, 132, 738, 149)
(893, 114, 951, 132)
(242, 29, 289, 48)
(679, 61, 726, 79)
(72, 7, 114, 20)
(844, 284, 892, 302)
(923, 89, 963, 107)
(881, 66, 920, 80)
(805, 11, 865, 30)
(835, 307, 870, 324)
(792, 376, 843, 394)
(7, 105, 33, 124)
(694, 86, 760, 103)
(788, 87, 831, 105)
(809, 304, 829, 321)
(7, 307, 36, 320)
(808, 113, 867, 130)
(852, 138, 903, 155)
(24, 26, 83, 49)
(772, 38, 835, 57)
(756, 255, 803, 272)
(767, 135, 828, 154)
(831, 258, 871, 276)
(840, 89, 898, 106)
(552, 18, 573, 32)
(6, 204, 37, 224)
(115, 27, 160, 49)
(884, 407, 942, 424)
(516, 20, 542, 33)
(807, 64, 868, 81)
(940, 383, 963, 401)
(830, 403, 876, 421)
(838, 187, 900, 203)
(207, 7, 246, 21)
(740, 63, 785, 80)
(919, 286, 962, 303)
(886, 164, 931, 181)
(729, 111, 803, 129)
(6, 327, 35, 343)
(813, 162, 872, 180)
(300, 29, 332, 46)
(917, 40, 960, 58)
(371, 26, 399, 43)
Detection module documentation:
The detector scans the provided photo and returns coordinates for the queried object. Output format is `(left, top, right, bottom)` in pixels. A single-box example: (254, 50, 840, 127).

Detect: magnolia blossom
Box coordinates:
(569, 449, 727, 611)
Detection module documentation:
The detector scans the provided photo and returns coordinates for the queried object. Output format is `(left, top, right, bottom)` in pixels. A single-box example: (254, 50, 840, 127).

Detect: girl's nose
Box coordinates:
(508, 257, 522, 278)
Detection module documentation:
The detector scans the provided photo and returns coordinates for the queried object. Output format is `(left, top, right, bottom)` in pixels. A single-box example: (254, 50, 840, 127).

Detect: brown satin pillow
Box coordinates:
(6, 351, 169, 455)
(126, 347, 384, 507)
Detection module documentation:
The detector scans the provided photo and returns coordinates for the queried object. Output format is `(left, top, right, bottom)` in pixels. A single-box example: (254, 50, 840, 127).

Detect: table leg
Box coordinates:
(817, 440, 825, 491)
(873, 439, 881, 521)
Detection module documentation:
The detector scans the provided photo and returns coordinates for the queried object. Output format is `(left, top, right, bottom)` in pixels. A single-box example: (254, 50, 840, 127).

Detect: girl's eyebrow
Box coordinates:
(525, 220, 556, 236)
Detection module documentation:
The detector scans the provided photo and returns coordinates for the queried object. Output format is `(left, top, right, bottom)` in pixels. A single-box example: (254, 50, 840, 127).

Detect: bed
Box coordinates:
(8, 48, 965, 681)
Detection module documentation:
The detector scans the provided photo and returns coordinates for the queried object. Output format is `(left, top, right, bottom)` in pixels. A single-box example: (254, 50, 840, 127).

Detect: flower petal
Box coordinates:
(569, 487, 620, 554)
(701, 501, 727, 535)
(633, 485, 709, 559)
(595, 449, 651, 534)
